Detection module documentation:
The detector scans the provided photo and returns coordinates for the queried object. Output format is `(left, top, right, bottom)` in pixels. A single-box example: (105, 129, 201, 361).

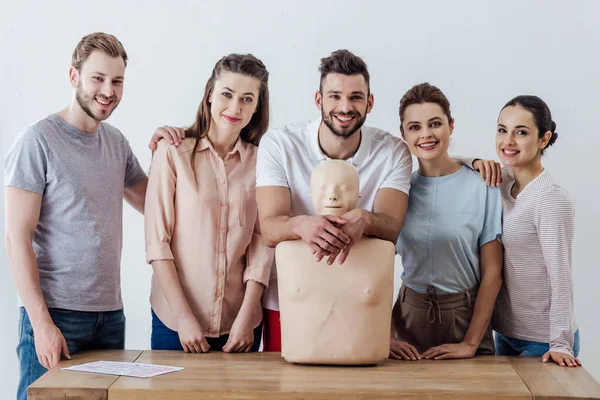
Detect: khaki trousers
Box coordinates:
(392, 284, 494, 355)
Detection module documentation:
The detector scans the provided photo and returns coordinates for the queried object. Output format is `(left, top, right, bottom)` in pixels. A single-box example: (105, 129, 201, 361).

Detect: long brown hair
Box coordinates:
(186, 54, 270, 171)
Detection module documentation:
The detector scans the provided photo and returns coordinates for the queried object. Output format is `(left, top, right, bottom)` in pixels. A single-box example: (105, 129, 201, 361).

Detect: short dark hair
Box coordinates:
(501, 95, 558, 154)
(318, 49, 370, 92)
(399, 83, 452, 131)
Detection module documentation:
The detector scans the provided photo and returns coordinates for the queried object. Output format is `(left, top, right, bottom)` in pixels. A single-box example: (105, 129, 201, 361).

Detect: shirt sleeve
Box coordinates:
(122, 135, 147, 188)
(380, 139, 412, 194)
(243, 214, 275, 287)
(145, 141, 177, 263)
(256, 130, 288, 188)
(479, 186, 503, 247)
(537, 185, 576, 356)
(4, 127, 48, 194)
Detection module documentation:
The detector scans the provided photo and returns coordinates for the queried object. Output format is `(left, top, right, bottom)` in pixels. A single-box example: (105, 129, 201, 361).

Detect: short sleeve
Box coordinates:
(4, 127, 48, 194)
(122, 136, 147, 188)
(256, 130, 288, 188)
(380, 140, 412, 194)
(479, 186, 502, 247)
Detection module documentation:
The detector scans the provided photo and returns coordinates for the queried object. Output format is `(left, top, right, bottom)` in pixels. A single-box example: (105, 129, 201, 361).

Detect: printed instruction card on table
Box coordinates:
(62, 361, 184, 378)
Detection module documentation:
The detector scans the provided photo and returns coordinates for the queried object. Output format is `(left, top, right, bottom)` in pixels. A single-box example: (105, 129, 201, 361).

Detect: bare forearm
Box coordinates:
(151, 260, 194, 318)
(237, 281, 265, 321)
(363, 211, 403, 243)
(6, 237, 52, 330)
(464, 274, 502, 347)
(124, 178, 148, 215)
(261, 215, 307, 247)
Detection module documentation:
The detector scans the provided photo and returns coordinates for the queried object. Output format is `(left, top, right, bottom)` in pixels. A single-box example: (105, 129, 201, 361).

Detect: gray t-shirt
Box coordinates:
(4, 114, 146, 312)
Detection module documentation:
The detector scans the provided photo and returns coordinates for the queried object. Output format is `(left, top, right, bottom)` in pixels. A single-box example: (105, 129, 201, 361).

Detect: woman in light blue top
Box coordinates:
(389, 83, 503, 361)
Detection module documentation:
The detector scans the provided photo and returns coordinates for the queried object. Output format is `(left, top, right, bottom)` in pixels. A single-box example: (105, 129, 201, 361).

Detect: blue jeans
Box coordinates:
(151, 309, 262, 352)
(17, 307, 125, 400)
(495, 330, 580, 357)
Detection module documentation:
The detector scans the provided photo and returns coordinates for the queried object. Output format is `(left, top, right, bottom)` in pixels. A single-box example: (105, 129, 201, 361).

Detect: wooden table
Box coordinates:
(29, 350, 600, 399)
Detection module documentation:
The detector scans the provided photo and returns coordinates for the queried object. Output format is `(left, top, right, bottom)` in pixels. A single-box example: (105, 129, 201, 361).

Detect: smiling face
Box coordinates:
(310, 160, 360, 216)
(71, 50, 125, 121)
(315, 73, 373, 139)
(401, 102, 454, 161)
(496, 105, 551, 167)
(209, 70, 261, 136)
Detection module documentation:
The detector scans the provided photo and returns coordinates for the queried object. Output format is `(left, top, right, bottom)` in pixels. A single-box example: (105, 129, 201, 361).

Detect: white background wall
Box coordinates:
(1, 0, 599, 397)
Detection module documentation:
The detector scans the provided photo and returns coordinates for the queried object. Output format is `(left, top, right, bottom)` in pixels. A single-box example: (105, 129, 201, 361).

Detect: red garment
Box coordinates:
(262, 308, 281, 352)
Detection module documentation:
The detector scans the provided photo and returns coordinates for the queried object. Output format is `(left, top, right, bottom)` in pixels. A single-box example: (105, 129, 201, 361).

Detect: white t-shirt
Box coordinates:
(256, 119, 412, 310)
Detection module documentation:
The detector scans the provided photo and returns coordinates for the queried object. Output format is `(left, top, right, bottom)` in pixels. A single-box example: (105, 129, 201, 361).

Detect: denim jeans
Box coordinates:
(495, 330, 580, 357)
(16, 307, 125, 400)
(151, 309, 262, 352)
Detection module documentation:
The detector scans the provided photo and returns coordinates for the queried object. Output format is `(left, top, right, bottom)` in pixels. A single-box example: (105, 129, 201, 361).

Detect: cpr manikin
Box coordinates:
(276, 160, 395, 365)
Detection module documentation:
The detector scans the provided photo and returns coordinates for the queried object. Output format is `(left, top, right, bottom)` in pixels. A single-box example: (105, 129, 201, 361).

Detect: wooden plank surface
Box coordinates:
(28, 349, 143, 400)
(509, 357, 600, 400)
(109, 351, 531, 400)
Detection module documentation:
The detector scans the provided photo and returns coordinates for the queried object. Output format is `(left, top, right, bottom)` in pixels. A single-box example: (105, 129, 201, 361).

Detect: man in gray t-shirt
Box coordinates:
(4, 33, 182, 400)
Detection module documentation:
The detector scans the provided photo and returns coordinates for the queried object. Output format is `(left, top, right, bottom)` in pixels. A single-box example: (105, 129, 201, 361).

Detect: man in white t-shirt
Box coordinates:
(256, 49, 412, 351)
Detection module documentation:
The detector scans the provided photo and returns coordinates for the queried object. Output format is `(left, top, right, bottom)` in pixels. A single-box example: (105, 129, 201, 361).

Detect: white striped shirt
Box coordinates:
(493, 168, 577, 356)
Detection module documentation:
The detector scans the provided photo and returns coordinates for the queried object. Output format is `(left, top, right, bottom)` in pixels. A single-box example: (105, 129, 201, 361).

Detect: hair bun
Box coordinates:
(547, 131, 558, 147)
(547, 121, 558, 147)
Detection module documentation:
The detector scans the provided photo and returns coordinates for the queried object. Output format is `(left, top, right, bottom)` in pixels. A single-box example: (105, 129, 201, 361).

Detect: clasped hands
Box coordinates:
(296, 208, 367, 265)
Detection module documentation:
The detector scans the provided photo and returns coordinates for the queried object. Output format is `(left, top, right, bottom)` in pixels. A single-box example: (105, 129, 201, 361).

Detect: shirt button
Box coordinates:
(216, 291, 223, 297)
(219, 179, 226, 185)
(219, 224, 226, 230)
(220, 201, 227, 207)
(217, 270, 224, 276)
(218, 247, 224, 253)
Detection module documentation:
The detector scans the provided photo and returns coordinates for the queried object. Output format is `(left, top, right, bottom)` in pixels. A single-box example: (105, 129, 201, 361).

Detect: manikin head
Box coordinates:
(310, 160, 360, 217)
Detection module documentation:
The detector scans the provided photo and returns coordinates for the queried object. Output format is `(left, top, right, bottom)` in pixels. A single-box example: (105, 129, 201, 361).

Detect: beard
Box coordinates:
(321, 108, 367, 139)
(75, 84, 118, 122)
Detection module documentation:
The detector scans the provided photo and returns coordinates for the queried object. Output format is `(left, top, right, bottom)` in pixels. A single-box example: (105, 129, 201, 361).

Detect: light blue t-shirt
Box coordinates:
(397, 166, 502, 295)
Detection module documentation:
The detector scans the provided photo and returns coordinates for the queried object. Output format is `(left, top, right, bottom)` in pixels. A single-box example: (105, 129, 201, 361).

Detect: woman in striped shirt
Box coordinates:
(474, 95, 580, 367)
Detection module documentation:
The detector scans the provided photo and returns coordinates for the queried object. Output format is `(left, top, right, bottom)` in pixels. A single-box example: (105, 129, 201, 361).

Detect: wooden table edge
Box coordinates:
(508, 356, 600, 400)
(507, 357, 535, 399)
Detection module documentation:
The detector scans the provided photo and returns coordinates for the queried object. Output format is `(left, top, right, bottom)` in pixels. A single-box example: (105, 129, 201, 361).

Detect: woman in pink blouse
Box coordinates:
(144, 54, 273, 353)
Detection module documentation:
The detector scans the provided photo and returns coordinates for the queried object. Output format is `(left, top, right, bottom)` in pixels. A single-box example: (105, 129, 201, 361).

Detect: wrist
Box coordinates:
(359, 209, 373, 235)
(291, 215, 308, 237)
(29, 309, 54, 332)
(234, 308, 253, 326)
(175, 310, 196, 322)
(32, 318, 55, 333)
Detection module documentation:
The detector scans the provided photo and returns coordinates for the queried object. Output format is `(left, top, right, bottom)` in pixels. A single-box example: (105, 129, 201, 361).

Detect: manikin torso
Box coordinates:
(276, 160, 394, 365)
